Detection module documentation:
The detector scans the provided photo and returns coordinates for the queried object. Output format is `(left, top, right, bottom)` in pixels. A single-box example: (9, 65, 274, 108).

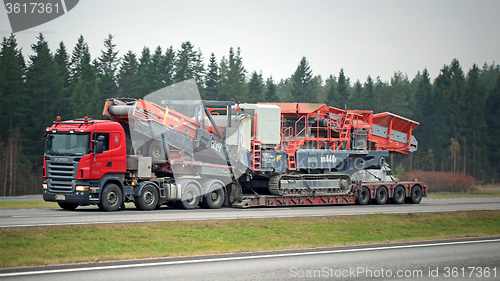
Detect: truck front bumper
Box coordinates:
(42, 188, 100, 205)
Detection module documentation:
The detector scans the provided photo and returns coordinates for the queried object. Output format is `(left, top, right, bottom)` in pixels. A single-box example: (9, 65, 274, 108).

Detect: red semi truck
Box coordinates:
(42, 92, 426, 211)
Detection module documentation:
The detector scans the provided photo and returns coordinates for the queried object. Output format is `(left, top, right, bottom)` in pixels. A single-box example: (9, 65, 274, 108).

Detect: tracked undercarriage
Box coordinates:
(268, 173, 352, 196)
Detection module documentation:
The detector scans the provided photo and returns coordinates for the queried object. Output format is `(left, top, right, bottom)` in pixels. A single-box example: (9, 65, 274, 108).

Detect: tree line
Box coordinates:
(0, 33, 499, 195)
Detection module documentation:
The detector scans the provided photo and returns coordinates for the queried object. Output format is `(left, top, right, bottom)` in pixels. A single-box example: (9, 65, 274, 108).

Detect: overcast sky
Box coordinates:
(1, 0, 499, 84)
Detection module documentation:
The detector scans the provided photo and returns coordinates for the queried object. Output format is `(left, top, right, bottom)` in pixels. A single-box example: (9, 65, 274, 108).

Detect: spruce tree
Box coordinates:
(389, 71, 411, 117)
(336, 68, 349, 109)
(117, 50, 138, 97)
(486, 75, 500, 181)
(350, 80, 363, 108)
(54, 42, 72, 119)
(362, 76, 375, 111)
(218, 56, 229, 101)
(205, 53, 219, 100)
(54, 42, 70, 88)
(96, 34, 119, 99)
(277, 78, 292, 102)
(413, 69, 433, 157)
(290, 56, 314, 102)
(265, 76, 278, 102)
(432, 64, 455, 171)
(324, 75, 338, 107)
(227, 47, 246, 101)
(247, 71, 264, 103)
(219, 47, 246, 101)
(373, 76, 388, 113)
(70, 45, 100, 118)
(69, 35, 88, 84)
(19, 34, 63, 168)
(446, 59, 466, 139)
(194, 48, 205, 87)
(25, 33, 63, 135)
(150, 46, 164, 90)
(160, 46, 175, 87)
(464, 64, 488, 178)
(174, 41, 197, 83)
(131, 47, 153, 98)
(0, 34, 26, 140)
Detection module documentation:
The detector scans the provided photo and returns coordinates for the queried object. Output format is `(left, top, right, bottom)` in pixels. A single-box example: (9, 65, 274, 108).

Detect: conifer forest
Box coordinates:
(1, 33, 499, 195)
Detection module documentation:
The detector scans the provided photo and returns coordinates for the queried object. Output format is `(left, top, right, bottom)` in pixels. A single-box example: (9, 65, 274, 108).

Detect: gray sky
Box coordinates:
(1, 0, 499, 84)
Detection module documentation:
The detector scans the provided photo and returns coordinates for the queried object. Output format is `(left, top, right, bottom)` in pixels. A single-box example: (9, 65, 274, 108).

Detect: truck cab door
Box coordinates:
(90, 133, 113, 180)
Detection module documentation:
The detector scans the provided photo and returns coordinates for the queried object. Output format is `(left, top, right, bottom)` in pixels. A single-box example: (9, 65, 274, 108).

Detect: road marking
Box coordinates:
(1, 238, 499, 277)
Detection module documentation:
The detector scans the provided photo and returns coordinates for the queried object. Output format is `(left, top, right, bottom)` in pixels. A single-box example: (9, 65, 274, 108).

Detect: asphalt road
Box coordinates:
(1, 237, 499, 280)
(0, 197, 499, 228)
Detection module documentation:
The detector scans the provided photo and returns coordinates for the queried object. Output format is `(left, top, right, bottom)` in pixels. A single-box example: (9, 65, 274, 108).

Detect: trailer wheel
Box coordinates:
(58, 202, 78, 211)
(356, 186, 370, 205)
(200, 183, 225, 209)
(392, 186, 406, 204)
(134, 184, 159, 211)
(409, 185, 422, 204)
(98, 183, 123, 212)
(180, 183, 200, 209)
(375, 186, 388, 205)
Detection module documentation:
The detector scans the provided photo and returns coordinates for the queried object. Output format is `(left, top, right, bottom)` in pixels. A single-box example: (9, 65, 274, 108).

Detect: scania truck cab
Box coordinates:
(43, 118, 128, 211)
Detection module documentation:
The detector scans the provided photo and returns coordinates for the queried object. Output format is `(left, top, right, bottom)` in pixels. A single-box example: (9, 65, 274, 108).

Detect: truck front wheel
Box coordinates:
(98, 183, 123, 212)
(134, 184, 159, 211)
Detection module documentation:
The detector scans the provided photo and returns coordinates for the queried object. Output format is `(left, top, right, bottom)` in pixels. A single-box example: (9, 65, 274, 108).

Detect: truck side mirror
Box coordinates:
(95, 135, 105, 154)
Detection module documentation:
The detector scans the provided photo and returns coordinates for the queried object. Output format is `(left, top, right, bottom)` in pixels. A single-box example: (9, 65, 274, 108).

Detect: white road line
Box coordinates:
(1, 238, 499, 278)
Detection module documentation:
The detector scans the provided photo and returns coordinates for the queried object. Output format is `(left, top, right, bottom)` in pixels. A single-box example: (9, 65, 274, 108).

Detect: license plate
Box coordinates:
(55, 195, 65, 200)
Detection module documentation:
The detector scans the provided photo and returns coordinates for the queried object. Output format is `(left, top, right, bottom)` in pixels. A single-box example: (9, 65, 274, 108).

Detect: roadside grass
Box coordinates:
(427, 193, 500, 199)
(427, 186, 500, 199)
(0, 201, 59, 209)
(0, 201, 136, 209)
(0, 210, 499, 269)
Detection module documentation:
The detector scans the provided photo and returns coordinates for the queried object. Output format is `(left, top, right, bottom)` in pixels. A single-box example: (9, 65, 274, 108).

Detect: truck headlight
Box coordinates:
(42, 184, 47, 190)
(75, 186, 89, 191)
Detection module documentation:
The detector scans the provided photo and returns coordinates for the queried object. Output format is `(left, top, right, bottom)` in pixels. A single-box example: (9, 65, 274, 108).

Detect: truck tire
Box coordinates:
(149, 141, 167, 161)
(180, 183, 200, 209)
(200, 183, 225, 209)
(133, 142, 148, 156)
(98, 183, 123, 212)
(392, 185, 406, 204)
(356, 186, 370, 205)
(408, 185, 422, 204)
(155, 199, 163, 210)
(58, 202, 78, 211)
(134, 184, 159, 211)
(375, 186, 388, 205)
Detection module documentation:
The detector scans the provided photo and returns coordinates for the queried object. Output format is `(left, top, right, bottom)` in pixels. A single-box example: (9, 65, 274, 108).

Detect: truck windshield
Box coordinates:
(45, 133, 91, 156)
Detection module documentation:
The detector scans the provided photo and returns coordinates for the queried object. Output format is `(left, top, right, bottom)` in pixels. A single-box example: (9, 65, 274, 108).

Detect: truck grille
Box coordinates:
(46, 156, 80, 192)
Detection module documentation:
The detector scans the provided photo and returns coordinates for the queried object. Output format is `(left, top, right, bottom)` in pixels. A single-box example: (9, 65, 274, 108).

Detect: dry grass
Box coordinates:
(427, 186, 500, 198)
